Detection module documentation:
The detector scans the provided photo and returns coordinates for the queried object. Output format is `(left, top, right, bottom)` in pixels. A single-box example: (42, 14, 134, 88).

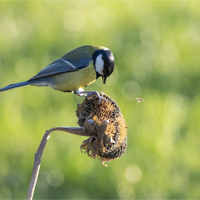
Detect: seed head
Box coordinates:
(76, 92, 127, 165)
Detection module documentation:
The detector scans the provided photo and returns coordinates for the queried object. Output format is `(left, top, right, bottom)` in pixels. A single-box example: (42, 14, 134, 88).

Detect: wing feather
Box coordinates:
(28, 57, 91, 81)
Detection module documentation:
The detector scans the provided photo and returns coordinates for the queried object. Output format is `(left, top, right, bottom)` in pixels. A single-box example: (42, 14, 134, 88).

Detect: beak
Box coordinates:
(102, 76, 107, 85)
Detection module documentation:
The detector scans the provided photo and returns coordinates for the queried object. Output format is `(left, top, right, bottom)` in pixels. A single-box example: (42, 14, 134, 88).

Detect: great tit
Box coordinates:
(0, 45, 114, 101)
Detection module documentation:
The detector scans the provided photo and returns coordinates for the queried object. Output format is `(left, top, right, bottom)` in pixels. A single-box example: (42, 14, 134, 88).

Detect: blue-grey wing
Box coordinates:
(28, 58, 91, 81)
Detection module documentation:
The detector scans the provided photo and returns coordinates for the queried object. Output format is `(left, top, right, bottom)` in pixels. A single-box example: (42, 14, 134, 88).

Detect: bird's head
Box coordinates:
(93, 48, 114, 85)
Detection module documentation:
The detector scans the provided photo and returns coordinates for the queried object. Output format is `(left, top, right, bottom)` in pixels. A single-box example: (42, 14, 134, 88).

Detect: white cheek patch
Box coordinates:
(95, 54, 104, 75)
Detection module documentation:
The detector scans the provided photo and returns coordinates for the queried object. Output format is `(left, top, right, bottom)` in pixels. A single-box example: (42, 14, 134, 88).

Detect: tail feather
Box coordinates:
(0, 81, 31, 92)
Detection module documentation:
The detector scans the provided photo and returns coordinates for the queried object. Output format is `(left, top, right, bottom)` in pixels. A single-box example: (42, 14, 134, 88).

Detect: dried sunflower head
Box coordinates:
(76, 92, 127, 166)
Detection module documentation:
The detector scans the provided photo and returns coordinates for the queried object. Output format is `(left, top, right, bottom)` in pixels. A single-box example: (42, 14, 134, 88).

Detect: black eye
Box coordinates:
(103, 59, 114, 77)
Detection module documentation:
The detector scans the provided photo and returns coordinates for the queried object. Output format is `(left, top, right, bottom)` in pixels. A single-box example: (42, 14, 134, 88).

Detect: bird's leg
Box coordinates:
(74, 90, 107, 104)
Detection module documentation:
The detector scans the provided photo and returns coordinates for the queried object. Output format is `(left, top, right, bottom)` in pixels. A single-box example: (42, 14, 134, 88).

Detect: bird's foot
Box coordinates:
(75, 91, 107, 104)
(86, 91, 107, 104)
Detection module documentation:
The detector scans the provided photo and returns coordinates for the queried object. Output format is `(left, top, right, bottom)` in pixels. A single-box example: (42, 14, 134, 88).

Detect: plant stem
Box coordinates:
(26, 127, 86, 200)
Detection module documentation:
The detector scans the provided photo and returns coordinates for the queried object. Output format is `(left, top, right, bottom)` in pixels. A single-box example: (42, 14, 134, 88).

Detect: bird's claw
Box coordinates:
(86, 92, 107, 104)
(75, 90, 107, 105)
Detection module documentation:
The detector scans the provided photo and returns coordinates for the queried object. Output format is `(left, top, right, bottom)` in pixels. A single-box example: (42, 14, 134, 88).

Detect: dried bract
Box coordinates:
(76, 92, 127, 165)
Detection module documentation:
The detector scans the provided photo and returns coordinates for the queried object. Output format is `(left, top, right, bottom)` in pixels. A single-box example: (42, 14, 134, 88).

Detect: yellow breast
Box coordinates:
(50, 63, 96, 92)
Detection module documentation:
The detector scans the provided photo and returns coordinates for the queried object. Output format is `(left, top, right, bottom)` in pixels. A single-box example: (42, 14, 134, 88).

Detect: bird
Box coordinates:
(0, 45, 114, 102)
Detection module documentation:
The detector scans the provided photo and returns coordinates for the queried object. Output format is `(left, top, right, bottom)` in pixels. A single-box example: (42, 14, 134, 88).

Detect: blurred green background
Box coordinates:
(0, 1, 200, 199)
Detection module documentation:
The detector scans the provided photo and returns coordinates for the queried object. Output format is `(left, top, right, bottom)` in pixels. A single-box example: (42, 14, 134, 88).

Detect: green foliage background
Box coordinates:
(0, 1, 200, 199)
